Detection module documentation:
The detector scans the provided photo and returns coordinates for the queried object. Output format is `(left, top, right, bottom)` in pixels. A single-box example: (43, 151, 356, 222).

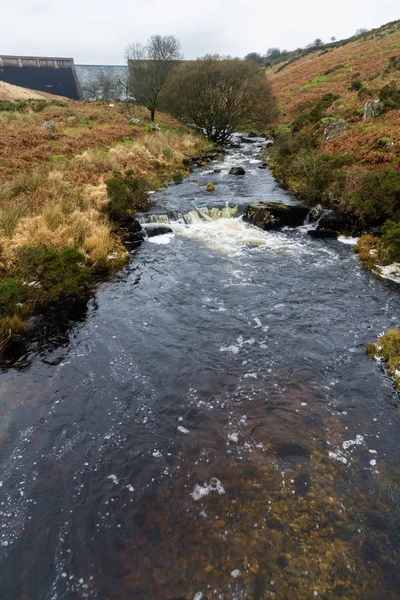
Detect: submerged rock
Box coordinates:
(144, 225, 173, 238)
(363, 99, 384, 119)
(244, 201, 309, 230)
(229, 166, 246, 175)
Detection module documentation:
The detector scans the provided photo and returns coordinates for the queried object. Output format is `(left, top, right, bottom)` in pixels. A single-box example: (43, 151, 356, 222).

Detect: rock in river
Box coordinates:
(229, 166, 246, 175)
(244, 201, 309, 230)
(144, 225, 173, 238)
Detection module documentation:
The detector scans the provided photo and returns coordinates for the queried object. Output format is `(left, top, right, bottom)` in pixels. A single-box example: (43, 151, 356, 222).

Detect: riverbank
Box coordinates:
(0, 98, 210, 348)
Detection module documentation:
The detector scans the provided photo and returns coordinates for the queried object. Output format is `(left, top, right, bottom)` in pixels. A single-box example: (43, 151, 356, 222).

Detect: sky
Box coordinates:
(1, 0, 398, 65)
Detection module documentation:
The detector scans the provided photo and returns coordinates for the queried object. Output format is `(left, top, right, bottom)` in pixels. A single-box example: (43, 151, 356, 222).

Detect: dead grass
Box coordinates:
(0, 100, 207, 276)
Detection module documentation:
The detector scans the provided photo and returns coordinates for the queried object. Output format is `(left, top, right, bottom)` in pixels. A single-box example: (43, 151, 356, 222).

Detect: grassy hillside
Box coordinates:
(269, 21, 400, 170)
(0, 95, 208, 348)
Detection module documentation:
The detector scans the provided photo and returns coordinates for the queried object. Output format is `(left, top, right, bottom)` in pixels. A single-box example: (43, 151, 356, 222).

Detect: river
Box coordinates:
(1, 136, 400, 600)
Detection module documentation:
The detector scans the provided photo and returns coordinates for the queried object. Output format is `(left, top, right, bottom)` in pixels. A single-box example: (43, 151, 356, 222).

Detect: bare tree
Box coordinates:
(125, 35, 182, 121)
(81, 69, 123, 101)
(162, 58, 277, 144)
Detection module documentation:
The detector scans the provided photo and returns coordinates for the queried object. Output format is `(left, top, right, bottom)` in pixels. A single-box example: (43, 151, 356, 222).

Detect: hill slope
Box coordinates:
(269, 21, 400, 170)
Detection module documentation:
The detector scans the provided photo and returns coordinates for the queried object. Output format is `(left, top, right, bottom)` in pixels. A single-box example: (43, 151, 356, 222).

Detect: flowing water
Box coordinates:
(1, 136, 400, 600)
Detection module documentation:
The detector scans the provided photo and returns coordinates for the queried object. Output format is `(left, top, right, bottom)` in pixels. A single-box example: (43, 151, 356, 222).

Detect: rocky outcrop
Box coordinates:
(363, 99, 384, 119)
(323, 119, 349, 140)
(244, 201, 309, 230)
(229, 166, 246, 175)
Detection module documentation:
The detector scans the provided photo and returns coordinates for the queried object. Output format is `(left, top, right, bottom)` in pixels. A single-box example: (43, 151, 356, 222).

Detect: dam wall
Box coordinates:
(0, 55, 83, 100)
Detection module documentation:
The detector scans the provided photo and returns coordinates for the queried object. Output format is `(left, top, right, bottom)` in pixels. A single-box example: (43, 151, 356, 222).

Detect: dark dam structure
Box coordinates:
(0, 55, 83, 100)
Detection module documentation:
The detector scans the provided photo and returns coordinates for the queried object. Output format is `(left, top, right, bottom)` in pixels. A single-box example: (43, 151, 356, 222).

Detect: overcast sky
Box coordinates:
(1, 0, 398, 64)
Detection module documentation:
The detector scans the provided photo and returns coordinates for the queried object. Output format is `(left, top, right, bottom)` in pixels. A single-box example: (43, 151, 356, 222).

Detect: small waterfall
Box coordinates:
(136, 205, 239, 225)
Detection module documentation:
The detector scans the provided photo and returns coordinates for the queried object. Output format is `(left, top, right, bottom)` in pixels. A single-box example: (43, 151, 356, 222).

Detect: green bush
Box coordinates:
(106, 171, 152, 221)
(349, 79, 362, 91)
(172, 170, 185, 184)
(358, 87, 372, 100)
(380, 220, 400, 262)
(16, 246, 88, 302)
(380, 82, 400, 110)
(162, 147, 174, 160)
(348, 167, 400, 223)
(0, 278, 28, 317)
(291, 93, 340, 132)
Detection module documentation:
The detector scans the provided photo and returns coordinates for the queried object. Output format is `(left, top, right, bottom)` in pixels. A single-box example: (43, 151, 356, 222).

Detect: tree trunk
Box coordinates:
(150, 109, 155, 122)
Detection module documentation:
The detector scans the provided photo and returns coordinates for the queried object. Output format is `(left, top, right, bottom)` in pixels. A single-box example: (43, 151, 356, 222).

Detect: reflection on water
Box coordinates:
(1, 135, 400, 599)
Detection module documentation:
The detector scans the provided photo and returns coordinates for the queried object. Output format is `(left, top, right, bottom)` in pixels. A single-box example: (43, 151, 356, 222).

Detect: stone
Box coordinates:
(149, 122, 161, 131)
(258, 165, 267, 169)
(41, 120, 56, 132)
(324, 119, 349, 140)
(66, 116, 77, 126)
(308, 204, 324, 222)
(213, 168, 222, 173)
(316, 210, 353, 233)
(206, 182, 215, 192)
(229, 166, 246, 175)
(144, 225, 173, 238)
(244, 201, 309, 230)
(363, 99, 384, 119)
(128, 117, 142, 126)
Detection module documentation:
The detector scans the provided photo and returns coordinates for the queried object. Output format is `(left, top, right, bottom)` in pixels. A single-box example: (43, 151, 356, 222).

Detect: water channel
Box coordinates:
(1, 136, 400, 599)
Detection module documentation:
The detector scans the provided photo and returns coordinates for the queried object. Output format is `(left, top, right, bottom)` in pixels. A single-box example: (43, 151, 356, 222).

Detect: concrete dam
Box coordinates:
(0, 55, 83, 100)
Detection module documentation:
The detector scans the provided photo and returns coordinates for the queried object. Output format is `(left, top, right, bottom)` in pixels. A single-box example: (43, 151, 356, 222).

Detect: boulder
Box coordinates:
(316, 210, 352, 233)
(66, 116, 77, 126)
(206, 182, 215, 192)
(42, 120, 56, 132)
(363, 99, 384, 119)
(244, 201, 309, 230)
(144, 225, 173, 238)
(229, 166, 246, 175)
(213, 168, 222, 173)
(324, 119, 349, 140)
(128, 117, 142, 126)
(148, 122, 161, 131)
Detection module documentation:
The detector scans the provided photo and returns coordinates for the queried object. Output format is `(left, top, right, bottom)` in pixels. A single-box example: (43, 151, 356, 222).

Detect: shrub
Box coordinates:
(358, 87, 372, 100)
(0, 278, 28, 317)
(349, 79, 362, 91)
(291, 93, 340, 132)
(106, 171, 152, 221)
(380, 82, 400, 110)
(380, 220, 400, 263)
(16, 246, 88, 302)
(172, 170, 184, 184)
(162, 147, 174, 160)
(347, 167, 400, 224)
